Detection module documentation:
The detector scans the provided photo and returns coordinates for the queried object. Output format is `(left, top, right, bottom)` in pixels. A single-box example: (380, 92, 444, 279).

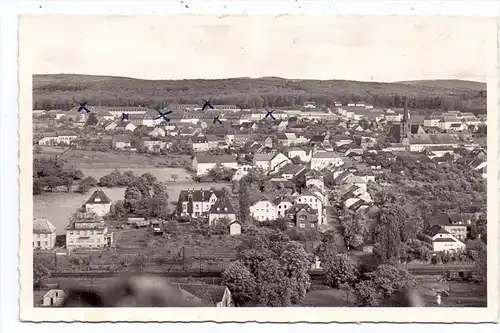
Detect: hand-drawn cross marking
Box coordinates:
(154, 108, 172, 122)
(201, 99, 215, 111)
(264, 107, 276, 120)
(213, 116, 222, 125)
(77, 102, 90, 113)
(121, 113, 129, 121)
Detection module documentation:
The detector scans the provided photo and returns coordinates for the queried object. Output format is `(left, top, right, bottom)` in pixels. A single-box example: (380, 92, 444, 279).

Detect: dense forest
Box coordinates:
(33, 74, 487, 113)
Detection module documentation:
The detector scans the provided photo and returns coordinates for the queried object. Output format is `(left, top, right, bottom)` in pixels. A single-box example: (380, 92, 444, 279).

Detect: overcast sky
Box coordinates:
(19, 15, 495, 82)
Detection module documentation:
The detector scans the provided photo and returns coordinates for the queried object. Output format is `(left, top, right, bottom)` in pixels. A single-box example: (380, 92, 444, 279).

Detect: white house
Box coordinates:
(253, 152, 290, 174)
(208, 198, 237, 226)
(311, 151, 345, 171)
(192, 154, 238, 176)
(84, 190, 112, 217)
(65, 212, 113, 251)
(33, 218, 57, 250)
(293, 192, 323, 224)
(273, 197, 295, 218)
(421, 225, 466, 252)
(305, 170, 325, 192)
(177, 188, 225, 218)
(287, 148, 312, 163)
(249, 199, 277, 221)
(38, 131, 78, 146)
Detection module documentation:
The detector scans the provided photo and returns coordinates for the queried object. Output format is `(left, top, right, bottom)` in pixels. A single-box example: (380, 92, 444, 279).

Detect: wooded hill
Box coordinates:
(33, 74, 487, 114)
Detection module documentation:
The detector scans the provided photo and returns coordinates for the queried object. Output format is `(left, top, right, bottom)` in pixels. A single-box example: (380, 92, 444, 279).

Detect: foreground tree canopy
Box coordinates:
(222, 227, 311, 306)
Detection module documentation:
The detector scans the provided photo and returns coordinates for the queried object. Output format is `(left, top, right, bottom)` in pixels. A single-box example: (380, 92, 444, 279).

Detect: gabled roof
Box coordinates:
(280, 163, 305, 175)
(85, 190, 112, 205)
(178, 188, 224, 202)
(209, 197, 235, 214)
(272, 196, 294, 205)
(33, 218, 57, 234)
(469, 158, 486, 169)
(348, 199, 368, 211)
(425, 225, 450, 237)
(285, 203, 317, 215)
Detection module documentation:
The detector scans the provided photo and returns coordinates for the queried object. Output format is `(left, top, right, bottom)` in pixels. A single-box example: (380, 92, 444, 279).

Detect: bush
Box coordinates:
(211, 219, 230, 235)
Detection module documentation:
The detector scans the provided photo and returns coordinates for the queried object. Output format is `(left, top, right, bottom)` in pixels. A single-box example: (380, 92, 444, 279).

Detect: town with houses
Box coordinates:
(33, 96, 488, 308)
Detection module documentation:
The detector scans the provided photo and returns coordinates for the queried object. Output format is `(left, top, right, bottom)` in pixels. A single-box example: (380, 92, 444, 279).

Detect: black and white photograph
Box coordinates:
(18, 14, 498, 322)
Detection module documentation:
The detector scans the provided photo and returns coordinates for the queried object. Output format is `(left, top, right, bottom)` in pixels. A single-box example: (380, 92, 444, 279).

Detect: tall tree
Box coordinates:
(322, 253, 359, 288)
(238, 182, 250, 222)
(373, 204, 404, 263)
(221, 261, 257, 306)
(224, 228, 311, 306)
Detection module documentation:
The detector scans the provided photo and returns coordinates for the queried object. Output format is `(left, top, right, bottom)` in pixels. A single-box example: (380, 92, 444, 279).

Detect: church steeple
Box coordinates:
(403, 96, 409, 123)
(399, 96, 410, 142)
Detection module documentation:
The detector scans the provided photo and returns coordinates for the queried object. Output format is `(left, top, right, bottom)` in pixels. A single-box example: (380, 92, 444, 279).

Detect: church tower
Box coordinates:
(399, 96, 410, 142)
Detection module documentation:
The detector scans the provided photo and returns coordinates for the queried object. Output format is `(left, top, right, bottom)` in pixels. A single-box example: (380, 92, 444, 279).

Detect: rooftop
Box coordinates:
(33, 218, 57, 234)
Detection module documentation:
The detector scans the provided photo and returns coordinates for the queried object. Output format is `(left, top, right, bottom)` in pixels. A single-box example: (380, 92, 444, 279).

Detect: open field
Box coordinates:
(36, 225, 240, 273)
(33, 74, 486, 112)
(35, 146, 192, 170)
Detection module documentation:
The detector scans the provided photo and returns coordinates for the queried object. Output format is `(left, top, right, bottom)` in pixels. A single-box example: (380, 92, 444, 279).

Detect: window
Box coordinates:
(44, 234, 48, 238)
(45, 241, 48, 246)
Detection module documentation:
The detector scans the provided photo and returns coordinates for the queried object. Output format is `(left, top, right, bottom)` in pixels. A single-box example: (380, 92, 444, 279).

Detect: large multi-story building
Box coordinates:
(176, 188, 226, 218)
(65, 211, 113, 251)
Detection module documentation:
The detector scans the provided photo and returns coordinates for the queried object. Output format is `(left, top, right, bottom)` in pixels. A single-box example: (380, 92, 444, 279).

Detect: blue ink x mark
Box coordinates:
(201, 99, 215, 111)
(154, 108, 172, 122)
(121, 113, 129, 121)
(77, 102, 90, 113)
(264, 107, 276, 120)
(213, 116, 222, 125)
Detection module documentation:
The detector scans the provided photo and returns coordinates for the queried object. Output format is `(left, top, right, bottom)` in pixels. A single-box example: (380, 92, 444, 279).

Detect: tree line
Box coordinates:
(33, 75, 487, 113)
